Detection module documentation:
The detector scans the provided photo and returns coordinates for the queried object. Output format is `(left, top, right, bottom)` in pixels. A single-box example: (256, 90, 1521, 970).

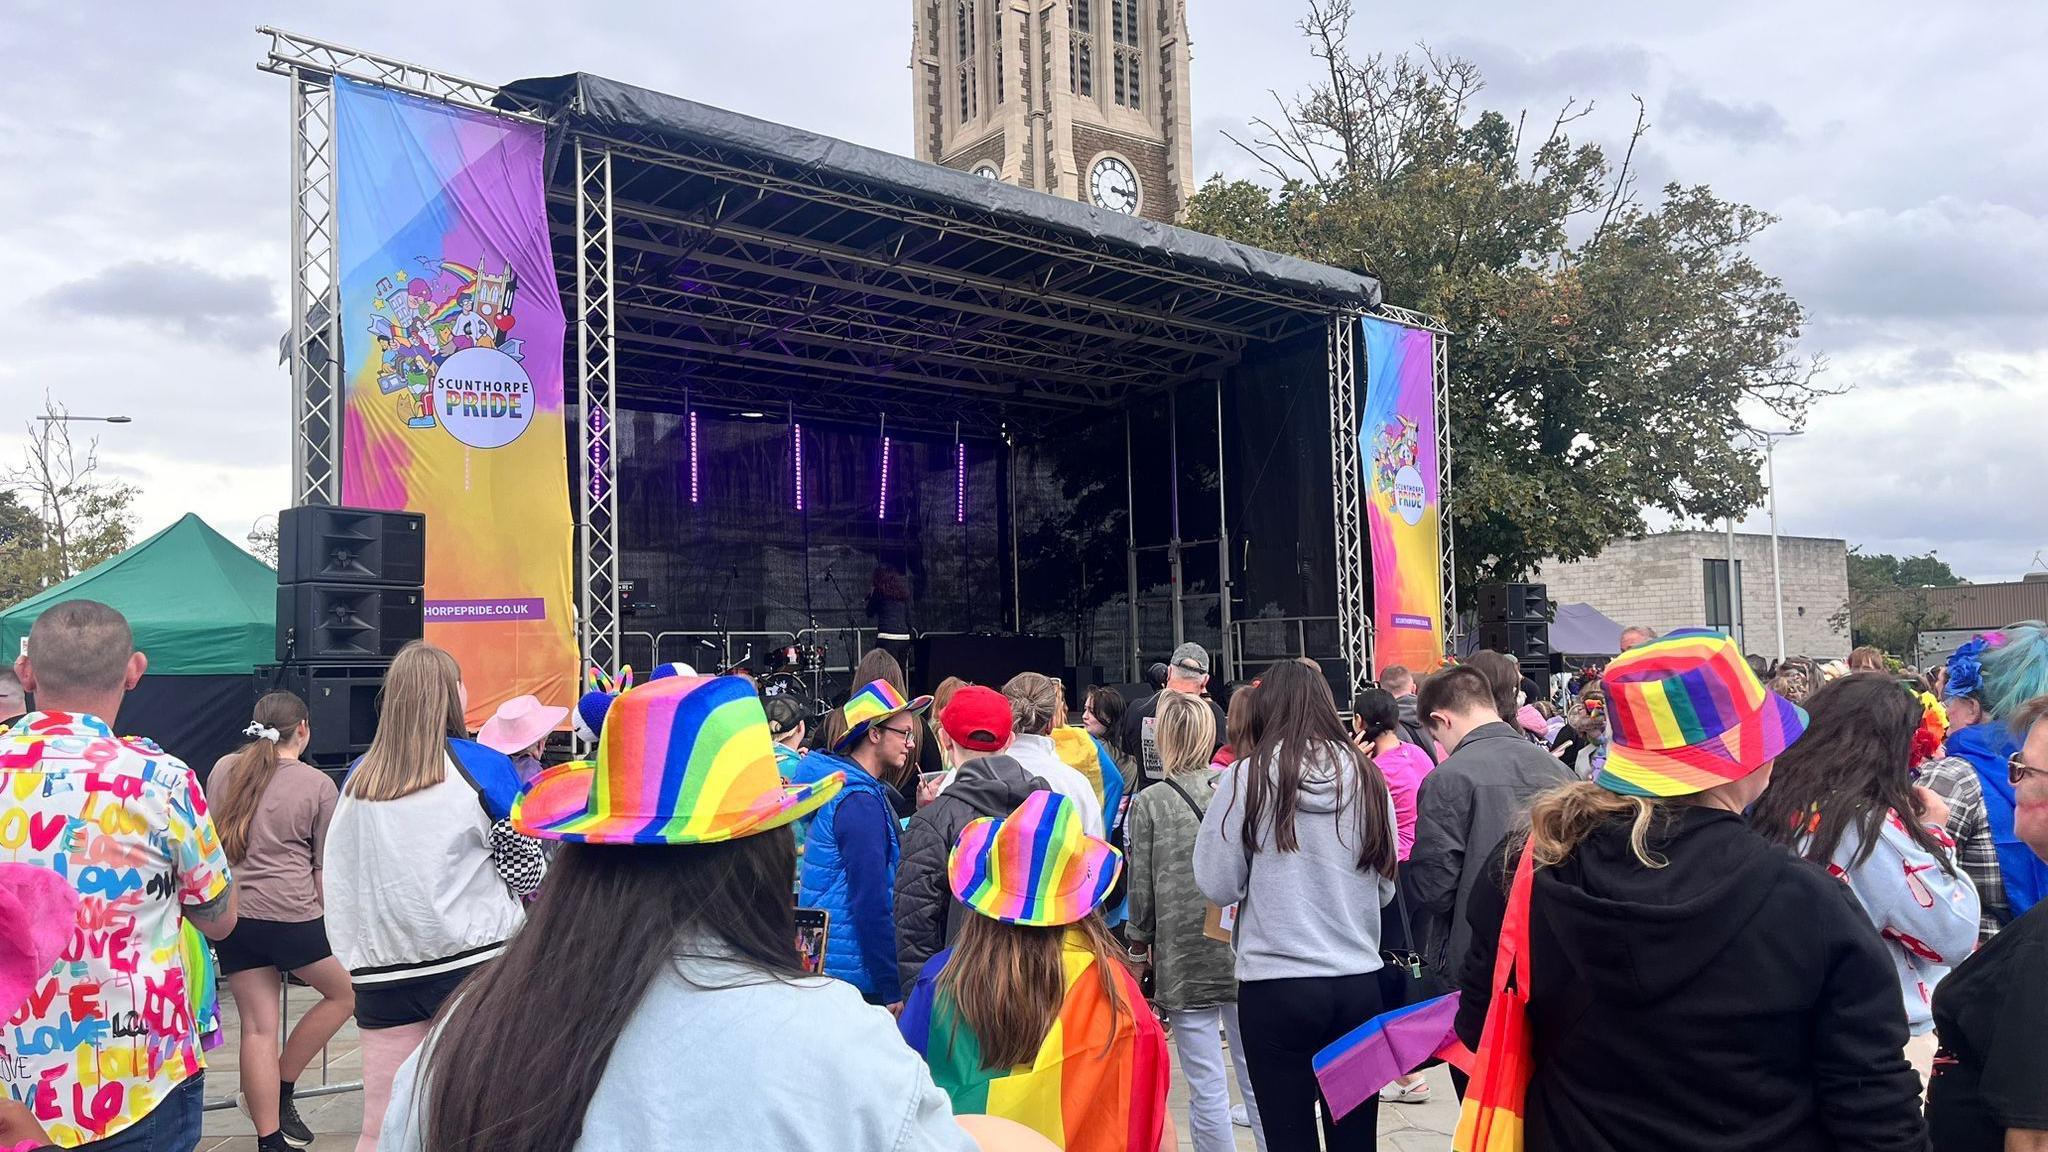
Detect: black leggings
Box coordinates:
(1238, 972, 1385, 1152)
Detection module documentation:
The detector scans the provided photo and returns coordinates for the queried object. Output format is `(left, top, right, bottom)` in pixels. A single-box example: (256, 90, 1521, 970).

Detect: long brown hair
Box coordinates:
(213, 691, 310, 864)
(347, 641, 465, 802)
(1230, 660, 1397, 878)
(420, 834, 801, 1152)
(820, 648, 912, 750)
(941, 913, 1128, 1068)
(1749, 672, 1954, 872)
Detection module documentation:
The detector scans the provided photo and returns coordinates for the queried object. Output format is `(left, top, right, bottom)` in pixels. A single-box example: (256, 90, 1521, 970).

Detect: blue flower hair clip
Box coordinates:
(1945, 637, 1990, 698)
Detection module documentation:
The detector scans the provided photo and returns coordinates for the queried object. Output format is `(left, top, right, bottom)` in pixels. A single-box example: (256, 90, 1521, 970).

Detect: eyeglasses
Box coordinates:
(2009, 753, 2048, 788)
(876, 723, 916, 744)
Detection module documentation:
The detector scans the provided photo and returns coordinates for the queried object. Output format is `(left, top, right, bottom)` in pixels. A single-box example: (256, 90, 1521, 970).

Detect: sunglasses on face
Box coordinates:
(2009, 753, 2048, 788)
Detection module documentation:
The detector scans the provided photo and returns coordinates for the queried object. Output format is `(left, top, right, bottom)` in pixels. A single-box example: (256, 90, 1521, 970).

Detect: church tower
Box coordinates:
(912, 0, 1195, 223)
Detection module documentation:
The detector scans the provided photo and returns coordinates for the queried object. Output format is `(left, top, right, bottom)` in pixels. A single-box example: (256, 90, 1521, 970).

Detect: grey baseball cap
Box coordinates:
(1170, 642, 1210, 675)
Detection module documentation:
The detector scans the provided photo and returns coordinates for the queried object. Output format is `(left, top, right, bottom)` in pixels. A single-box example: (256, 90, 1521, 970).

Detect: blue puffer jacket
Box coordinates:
(1949, 721, 2046, 918)
(795, 752, 901, 1002)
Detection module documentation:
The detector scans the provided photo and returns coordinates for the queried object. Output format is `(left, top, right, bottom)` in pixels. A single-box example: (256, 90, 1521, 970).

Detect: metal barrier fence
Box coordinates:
(203, 976, 361, 1113)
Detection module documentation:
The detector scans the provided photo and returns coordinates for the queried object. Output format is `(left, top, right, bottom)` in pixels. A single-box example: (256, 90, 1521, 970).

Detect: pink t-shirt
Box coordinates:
(1373, 741, 1437, 861)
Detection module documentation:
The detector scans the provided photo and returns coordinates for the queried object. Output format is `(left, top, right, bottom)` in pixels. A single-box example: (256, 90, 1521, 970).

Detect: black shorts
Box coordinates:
(353, 966, 479, 1030)
(213, 916, 333, 976)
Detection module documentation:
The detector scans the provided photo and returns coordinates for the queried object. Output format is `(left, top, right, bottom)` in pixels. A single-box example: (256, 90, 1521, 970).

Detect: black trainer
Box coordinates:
(277, 1091, 315, 1148)
(257, 1132, 295, 1152)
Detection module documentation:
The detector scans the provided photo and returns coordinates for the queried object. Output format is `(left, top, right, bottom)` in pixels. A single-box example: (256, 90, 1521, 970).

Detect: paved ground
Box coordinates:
(1161, 1031, 1460, 1152)
(200, 990, 1459, 1151)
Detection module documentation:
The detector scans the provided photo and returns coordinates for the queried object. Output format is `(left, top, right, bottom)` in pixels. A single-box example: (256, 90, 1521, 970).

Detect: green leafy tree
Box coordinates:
(1835, 548, 1962, 653)
(246, 516, 280, 569)
(0, 397, 139, 605)
(1184, 0, 1835, 592)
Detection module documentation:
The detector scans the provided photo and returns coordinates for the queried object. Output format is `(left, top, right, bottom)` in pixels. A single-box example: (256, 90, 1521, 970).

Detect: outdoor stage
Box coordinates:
(267, 29, 1454, 702)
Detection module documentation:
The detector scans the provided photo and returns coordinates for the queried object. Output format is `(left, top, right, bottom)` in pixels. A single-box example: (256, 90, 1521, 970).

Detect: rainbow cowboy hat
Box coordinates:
(1596, 628, 1810, 798)
(832, 679, 933, 753)
(949, 791, 1122, 927)
(513, 674, 842, 844)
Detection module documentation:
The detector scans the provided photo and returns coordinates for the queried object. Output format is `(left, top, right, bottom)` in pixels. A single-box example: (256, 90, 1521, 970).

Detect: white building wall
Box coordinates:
(1532, 531, 1850, 659)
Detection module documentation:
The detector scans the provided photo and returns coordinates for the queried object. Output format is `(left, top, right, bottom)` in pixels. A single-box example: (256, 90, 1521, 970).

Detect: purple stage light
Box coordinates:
(793, 422, 805, 512)
(878, 436, 892, 520)
(688, 409, 700, 505)
(955, 440, 966, 523)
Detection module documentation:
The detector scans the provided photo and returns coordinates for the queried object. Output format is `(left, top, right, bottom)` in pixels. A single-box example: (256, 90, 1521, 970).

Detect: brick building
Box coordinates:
(1532, 530, 1851, 660)
(911, 0, 1195, 222)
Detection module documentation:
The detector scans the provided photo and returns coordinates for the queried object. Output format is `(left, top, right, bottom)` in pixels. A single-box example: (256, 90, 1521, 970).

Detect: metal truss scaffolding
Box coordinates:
(1434, 330, 1458, 653)
(283, 65, 339, 505)
(574, 138, 623, 678)
(1327, 313, 1371, 684)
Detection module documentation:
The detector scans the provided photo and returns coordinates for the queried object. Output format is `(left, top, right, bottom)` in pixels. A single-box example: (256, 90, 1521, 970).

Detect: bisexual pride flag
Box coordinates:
(1313, 992, 1471, 1121)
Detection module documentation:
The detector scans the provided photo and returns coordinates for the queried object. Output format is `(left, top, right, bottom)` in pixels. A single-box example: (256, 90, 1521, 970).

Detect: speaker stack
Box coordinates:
(1475, 581, 1553, 677)
(270, 507, 427, 771)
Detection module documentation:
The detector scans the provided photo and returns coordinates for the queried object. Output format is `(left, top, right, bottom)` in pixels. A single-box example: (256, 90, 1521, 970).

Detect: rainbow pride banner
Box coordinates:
(1361, 316, 1445, 674)
(334, 78, 576, 725)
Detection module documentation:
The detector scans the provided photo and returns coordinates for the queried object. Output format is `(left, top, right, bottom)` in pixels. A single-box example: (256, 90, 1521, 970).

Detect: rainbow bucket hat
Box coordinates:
(513, 674, 842, 844)
(1596, 628, 1809, 798)
(949, 791, 1122, 927)
(832, 679, 933, 752)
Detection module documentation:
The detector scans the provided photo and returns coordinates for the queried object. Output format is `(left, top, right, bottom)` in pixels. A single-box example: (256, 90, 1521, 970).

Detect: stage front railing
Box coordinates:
(1229, 615, 1347, 682)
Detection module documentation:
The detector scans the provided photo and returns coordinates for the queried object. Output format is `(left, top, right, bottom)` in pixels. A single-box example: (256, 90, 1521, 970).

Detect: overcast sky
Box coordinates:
(2, 1, 2043, 581)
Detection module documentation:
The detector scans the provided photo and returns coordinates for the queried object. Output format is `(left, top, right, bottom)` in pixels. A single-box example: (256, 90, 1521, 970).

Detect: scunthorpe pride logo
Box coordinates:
(434, 347, 534, 450)
(1392, 464, 1426, 526)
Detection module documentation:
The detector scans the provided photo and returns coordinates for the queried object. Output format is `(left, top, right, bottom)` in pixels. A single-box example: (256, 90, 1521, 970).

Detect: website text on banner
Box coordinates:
(333, 77, 576, 726)
(1360, 316, 1446, 675)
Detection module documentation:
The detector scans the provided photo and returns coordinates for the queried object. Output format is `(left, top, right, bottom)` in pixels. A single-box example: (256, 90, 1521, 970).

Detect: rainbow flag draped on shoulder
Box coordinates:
(899, 933, 1168, 1152)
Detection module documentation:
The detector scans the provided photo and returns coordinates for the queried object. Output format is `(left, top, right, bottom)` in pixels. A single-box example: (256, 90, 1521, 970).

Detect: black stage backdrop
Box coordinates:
(103, 674, 255, 785)
(613, 409, 1003, 676)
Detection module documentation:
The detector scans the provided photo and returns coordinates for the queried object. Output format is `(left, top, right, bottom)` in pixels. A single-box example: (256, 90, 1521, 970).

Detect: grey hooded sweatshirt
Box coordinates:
(1193, 741, 1398, 982)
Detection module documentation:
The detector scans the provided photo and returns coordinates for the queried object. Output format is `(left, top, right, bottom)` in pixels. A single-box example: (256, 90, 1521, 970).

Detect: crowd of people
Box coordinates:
(2, 598, 2047, 1152)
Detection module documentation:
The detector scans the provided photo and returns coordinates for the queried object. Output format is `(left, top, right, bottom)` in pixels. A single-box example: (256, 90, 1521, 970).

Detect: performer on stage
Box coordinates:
(868, 564, 915, 675)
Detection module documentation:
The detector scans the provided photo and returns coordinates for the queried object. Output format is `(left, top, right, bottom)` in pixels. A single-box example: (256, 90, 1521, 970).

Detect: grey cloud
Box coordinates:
(1755, 197, 2048, 339)
(1661, 87, 1788, 145)
(1443, 39, 1652, 95)
(39, 260, 280, 349)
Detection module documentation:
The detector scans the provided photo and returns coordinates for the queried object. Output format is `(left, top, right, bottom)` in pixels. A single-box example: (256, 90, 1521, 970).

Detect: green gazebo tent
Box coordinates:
(2, 513, 275, 775)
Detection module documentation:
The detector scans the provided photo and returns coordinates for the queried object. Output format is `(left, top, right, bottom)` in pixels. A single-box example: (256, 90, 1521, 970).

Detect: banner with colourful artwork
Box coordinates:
(1360, 316, 1445, 674)
(334, 78, 575, 726)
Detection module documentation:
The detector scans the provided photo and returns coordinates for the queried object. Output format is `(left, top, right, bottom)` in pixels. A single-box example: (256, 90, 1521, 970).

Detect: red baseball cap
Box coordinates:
(940, 685, 1013, 753)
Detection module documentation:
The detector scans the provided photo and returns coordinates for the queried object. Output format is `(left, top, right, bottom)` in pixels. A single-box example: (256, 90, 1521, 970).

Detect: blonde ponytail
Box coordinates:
(1525, 781, 1670, 870)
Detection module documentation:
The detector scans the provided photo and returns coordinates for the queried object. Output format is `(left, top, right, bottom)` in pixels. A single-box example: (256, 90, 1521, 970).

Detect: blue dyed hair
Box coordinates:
(1982, 620, 2048, 720)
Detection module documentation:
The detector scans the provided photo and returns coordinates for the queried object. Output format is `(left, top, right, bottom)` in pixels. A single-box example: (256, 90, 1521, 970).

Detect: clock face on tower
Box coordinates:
(1089, 155, 1139, 214)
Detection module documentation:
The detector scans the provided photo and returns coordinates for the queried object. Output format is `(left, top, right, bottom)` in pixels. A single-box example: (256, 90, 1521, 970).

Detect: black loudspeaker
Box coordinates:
(278, 506, 426, 586)
(1477, 582, 1550, 623)
(913, 633, 1065, 696)
(1477, 620, 1551, 664)
(276, 584, 424, 663)
(266, 664, 388, 774)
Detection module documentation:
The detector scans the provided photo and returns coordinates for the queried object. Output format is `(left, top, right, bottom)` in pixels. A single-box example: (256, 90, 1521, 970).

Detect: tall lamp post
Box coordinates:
(1755, 429, 1803, 663)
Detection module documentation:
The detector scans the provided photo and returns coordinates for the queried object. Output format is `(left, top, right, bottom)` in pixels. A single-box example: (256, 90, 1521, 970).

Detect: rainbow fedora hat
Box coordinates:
(513, 674, 841, 844)
(831, 679, 932, 753)
(1596, 628, 1809, 798)
(949, 791, 1122, 927)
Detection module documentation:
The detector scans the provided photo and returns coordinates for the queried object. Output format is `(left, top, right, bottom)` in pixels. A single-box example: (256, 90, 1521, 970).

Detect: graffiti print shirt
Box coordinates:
(0, 711, 232, 1147)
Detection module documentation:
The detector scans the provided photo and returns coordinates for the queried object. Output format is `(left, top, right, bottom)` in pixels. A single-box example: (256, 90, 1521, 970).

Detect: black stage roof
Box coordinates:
(503, 72, 1382, 435)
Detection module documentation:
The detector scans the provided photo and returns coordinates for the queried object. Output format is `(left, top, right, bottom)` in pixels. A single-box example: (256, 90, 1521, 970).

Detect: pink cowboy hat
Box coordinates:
(478, 694, 570, 755)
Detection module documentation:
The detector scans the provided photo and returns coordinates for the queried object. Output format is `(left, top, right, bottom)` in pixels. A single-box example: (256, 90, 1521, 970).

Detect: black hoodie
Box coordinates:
(892, 754, 1048, 990)
(1455, 806, 1929, 1152)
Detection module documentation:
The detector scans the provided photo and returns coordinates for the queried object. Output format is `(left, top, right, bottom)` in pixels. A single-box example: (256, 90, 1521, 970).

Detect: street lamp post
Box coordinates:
(1757, 430, 1803, 663)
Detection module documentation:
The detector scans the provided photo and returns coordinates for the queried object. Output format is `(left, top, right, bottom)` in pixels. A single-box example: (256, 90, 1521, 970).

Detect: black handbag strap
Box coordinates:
(1162, 776, 1206, 821)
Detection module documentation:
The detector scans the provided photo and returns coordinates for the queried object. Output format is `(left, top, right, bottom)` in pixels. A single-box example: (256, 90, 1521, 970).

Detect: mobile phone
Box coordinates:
(794, 907, 830, 974)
